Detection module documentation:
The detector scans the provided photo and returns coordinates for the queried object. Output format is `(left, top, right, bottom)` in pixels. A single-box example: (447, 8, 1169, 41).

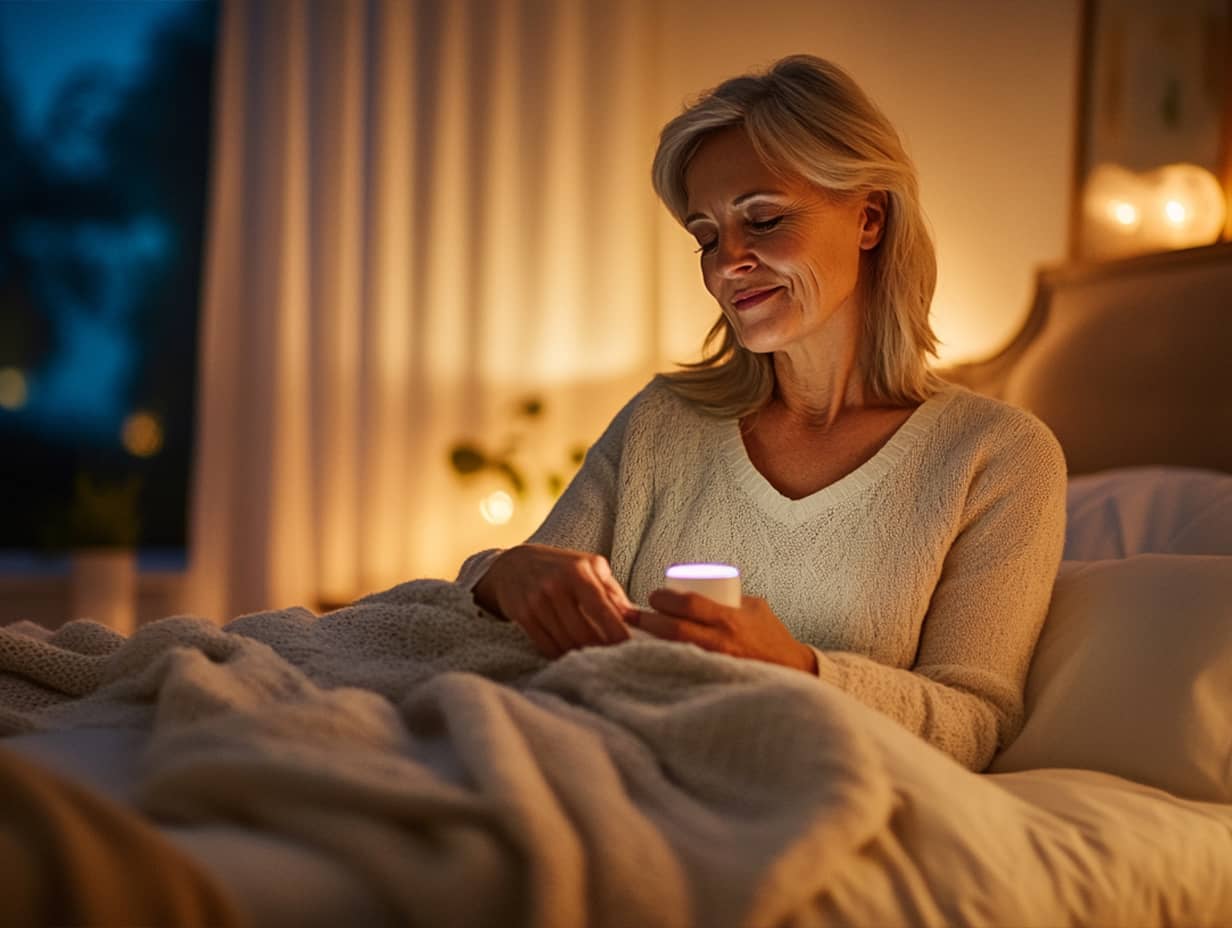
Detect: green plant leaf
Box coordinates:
(496, 460, 527, 497)
(449, 444, 487, 475)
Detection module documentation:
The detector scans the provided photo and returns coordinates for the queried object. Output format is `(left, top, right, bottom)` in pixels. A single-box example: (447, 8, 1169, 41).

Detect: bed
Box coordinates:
(1, 242, 1230, 927)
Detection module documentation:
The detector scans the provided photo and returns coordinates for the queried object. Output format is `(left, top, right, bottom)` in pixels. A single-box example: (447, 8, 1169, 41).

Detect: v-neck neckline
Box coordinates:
(718, 385, 958, 525)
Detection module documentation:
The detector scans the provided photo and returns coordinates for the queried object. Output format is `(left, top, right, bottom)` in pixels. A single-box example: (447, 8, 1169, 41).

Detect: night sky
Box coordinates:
(0, 1, 178, 137)
(0, 0, 218, 556)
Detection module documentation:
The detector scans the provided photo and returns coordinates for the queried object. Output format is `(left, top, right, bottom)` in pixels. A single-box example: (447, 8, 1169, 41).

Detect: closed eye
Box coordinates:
(749, 216, 782, 233)
(692, 216, 781, 256)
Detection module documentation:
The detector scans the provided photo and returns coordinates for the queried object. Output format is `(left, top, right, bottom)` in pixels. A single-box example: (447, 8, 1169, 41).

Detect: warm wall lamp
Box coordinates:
(1082, 161, 1227, 259)
(1071, 1, 1232, 261)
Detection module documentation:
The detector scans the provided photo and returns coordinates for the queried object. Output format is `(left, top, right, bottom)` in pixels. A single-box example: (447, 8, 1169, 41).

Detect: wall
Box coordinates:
(649, 0, 1083, 366)
(2, 0, 1085, 621)
(439, 0, 1083, 585)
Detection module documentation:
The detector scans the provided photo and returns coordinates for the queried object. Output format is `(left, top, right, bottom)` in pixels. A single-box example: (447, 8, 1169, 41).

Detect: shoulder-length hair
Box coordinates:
(652, 55, 946, 418)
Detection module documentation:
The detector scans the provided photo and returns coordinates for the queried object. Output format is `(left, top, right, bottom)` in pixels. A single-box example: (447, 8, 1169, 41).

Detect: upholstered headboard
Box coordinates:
(946, 242, 1232, 475)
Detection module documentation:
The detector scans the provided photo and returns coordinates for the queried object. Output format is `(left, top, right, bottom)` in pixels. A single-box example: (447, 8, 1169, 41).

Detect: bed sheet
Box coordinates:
(1064, 467, 1232, 559)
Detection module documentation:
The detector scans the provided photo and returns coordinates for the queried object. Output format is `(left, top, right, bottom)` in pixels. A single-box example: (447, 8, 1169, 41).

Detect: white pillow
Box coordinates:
(990, 555, 1232, 802)
(1065, 467, 1232, 560)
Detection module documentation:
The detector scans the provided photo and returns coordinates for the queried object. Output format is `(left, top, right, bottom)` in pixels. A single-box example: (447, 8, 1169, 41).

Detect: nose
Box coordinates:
(713, 231, 757, 277)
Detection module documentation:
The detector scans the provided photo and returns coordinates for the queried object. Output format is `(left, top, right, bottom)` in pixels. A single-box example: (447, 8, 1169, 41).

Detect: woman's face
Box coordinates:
(683, 127, 884, 359)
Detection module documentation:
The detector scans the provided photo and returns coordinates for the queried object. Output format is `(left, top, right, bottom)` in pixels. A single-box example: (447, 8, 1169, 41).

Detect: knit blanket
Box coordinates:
(2, 580, 1220, 927)
(0, 580, 895, 926)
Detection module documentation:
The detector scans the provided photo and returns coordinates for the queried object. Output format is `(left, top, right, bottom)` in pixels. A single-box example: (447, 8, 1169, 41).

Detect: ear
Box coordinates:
(859, 191, 887, 250)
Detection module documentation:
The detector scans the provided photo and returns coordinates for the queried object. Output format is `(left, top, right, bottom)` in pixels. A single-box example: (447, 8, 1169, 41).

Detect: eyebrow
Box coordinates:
(683, 191, 785, 226)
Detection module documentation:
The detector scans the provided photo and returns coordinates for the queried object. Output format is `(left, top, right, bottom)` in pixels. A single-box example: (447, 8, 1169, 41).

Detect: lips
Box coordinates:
(731, 286, 783, 310)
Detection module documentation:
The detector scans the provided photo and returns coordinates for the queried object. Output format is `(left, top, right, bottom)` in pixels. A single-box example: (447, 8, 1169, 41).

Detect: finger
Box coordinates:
(647, 588, 728, 623)
(561, 594, 625, 645)
(516, 594, 572, 657)
(591, 557, 636, 612)
(538, 597, 584, 654)
(602, 583, 638, 623)
(561, 556, 632, 640)
(512, 610, 563, 659)
(588, 600, 630, 643)
(530, 571, 601, 649)
(582, 556, 637, 626)
(629, 609, 715, 647)
(535, 587, 611, 652)
(571, 593, 626, 644)
(577, 581, 632, 643)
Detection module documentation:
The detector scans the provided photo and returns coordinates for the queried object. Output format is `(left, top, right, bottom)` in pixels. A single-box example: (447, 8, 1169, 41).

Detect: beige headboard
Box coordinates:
(946, 242, 1232, 475)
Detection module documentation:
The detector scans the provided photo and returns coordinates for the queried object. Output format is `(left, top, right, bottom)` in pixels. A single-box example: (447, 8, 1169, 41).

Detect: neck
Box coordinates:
(769, 304, 865, 428)
(771, 353, 863, 429)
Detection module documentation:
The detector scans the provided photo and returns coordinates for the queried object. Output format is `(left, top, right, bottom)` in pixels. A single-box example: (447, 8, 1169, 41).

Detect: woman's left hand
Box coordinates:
(631, 590, 820, 674)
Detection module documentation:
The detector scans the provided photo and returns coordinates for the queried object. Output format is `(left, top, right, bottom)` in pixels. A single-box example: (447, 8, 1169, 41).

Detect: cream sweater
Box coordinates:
(458, 376, 1067, 770)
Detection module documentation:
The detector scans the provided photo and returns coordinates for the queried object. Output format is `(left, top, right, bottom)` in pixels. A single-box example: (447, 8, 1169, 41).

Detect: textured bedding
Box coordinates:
(1064, 467, 1232, 559)
(1, 579, 1230, 927)
(0, 745, 243, 928)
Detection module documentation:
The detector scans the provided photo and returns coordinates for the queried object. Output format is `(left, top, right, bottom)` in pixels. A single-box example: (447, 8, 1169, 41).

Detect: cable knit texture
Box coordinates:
(459, 376, 1067, 770)
(0, 582, 908, 926)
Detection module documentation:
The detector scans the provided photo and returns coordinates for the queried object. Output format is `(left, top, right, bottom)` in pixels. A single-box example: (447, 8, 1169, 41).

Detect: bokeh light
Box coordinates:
(121, 410, 163, 458)
(479, 490, 515, 526)
(0, 368, 28, 410)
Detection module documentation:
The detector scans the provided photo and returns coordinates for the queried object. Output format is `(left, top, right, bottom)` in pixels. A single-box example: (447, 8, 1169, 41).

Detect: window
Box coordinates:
(0, 0, 219, 569)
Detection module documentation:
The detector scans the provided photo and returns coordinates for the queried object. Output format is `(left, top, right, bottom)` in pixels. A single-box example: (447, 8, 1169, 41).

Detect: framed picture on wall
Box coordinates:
(1072, 0, 1232, 260)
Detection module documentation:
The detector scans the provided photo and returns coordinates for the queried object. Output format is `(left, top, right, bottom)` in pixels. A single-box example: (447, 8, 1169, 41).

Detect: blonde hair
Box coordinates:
(652, 54, 946, 417)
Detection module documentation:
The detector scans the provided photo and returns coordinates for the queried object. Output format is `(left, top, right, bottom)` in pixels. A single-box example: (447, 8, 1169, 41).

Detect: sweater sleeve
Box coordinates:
(454, 386, 643, 590)
(812, 416, 1068, 771)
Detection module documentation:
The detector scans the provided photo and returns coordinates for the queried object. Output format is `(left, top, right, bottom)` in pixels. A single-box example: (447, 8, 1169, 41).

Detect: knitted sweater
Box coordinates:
(457, 376, 1067, 770)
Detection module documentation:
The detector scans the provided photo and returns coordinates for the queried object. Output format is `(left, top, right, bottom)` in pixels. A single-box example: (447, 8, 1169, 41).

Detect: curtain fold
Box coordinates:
(186, 0, 663, 620)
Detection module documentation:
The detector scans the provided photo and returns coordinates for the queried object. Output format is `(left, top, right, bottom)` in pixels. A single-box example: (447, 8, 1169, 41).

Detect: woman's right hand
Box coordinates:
(472, 544, 636, 657)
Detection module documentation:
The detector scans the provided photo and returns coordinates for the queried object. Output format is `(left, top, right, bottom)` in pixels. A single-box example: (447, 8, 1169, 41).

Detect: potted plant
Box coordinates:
(43, 472, 142, 635)
(448, 396, 587, 527)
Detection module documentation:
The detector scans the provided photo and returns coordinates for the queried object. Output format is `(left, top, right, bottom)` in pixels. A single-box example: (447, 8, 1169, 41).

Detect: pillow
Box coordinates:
(1065, 466, 1232, 560)
(989, 555, 1232, 802)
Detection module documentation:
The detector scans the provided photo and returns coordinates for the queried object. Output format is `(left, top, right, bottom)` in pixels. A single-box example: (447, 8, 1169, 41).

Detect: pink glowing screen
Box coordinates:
(665, 563, 740, 580)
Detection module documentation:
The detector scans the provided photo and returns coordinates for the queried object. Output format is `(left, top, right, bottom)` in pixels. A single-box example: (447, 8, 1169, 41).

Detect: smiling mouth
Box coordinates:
(731, 286, 783, 310)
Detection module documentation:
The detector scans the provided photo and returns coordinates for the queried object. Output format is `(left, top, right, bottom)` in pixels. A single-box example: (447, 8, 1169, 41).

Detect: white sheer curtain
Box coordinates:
(181, 0, 1079, 621)
(185, 0, 668, 620)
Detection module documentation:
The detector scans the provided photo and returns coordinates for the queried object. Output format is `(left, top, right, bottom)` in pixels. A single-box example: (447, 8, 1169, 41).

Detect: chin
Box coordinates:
(732, 322, 795, 355)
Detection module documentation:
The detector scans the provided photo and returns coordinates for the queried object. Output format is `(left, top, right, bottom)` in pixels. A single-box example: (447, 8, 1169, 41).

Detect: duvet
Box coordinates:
(0, 578, 1229, 927)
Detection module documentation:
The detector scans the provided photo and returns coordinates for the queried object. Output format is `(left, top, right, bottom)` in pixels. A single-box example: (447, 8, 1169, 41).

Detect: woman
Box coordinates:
(458, 55, 1066, 772)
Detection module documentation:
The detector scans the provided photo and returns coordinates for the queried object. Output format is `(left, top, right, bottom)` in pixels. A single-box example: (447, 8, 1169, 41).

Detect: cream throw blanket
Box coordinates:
(3, 581, 1226, 927)
(0, 580, 893, 927)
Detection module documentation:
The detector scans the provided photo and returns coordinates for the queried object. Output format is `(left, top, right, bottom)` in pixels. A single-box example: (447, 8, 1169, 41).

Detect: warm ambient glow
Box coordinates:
(666, 563, 741, 580)
(479, 490, 515, 525)
(121, 411, 164, 458)
(0, 368, 27, 410)
(1084, 162, 1226, 258)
